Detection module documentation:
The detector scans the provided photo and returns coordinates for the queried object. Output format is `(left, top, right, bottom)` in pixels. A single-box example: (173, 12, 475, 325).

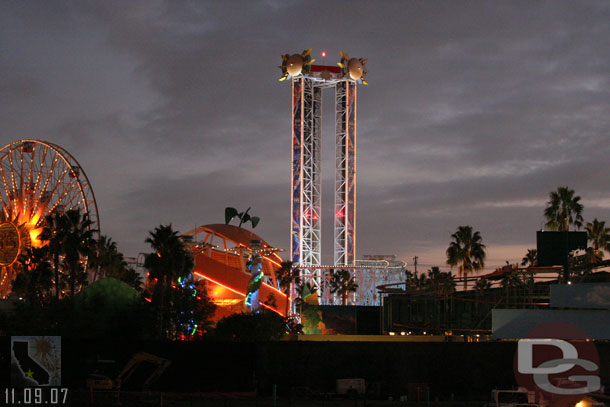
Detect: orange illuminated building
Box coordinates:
(183, 224, 289, 320)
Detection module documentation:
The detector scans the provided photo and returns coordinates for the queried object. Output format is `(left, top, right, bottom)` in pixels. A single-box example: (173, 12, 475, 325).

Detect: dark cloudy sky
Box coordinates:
(2, 1, 610, 273)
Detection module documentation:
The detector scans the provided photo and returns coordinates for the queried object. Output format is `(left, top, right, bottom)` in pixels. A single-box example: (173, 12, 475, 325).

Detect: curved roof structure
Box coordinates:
(185, 224, 271, 248)
(183, 224, 288, 316)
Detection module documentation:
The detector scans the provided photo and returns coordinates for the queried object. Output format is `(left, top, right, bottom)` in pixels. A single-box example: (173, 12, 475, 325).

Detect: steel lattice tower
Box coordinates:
(282, 50, 367, 278)
(290, 77, 322, 267)
(291, 75, 356, 268)
(333, 80, 357, 267)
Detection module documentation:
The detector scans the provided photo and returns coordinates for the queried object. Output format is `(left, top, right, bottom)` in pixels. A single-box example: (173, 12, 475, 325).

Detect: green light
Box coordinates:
(191, 324, 198, 335)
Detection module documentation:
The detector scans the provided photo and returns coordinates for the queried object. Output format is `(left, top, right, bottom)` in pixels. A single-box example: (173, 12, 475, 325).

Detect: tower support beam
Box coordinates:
(288, 69, 358, 305)
(334, 81, 357, 266)
(291, 77, 322, 267)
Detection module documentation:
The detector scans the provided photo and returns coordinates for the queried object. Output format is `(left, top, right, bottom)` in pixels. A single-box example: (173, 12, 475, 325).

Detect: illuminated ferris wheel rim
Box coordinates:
(0, 139, 100, 236)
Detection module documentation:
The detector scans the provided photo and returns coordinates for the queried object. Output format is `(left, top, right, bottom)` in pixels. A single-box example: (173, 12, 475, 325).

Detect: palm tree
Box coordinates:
(39, 210, 70, 299)
(521, 249, 538, 267)
(90, 235, 144, 291)
(329, 269, 358, 305)
(274, 261, 301, 315)
(500, 264, 524, 303)
(274, 261, 301, 294)
(474, 278, 491, 292)
(144, 225, 193, 282)
(544, 187, 584, 231)
(425, 266, 456, 296)
(144, 224, 194, 338)
(446, 226, 486, 290)
(61, 209, 97, 298)
(12, 247, 54, 306)
(90, 235, 126, 280)
(586, 218, 610, 260)
(404, 269, 417, 290)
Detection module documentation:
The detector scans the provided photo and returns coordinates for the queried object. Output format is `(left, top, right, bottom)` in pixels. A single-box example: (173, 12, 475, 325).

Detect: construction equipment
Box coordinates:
(86, 352, 171, 391)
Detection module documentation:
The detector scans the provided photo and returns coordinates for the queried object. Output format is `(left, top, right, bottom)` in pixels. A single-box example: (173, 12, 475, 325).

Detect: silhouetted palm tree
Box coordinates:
(274, 261, 301, 315)
(89, 235, 144, 291)
(474, 278, 491, 292)
(145, 225, 193, 282)
(544, 187, 584, 231)
(521, 249, 538, 267)
(275, 261, 301, 294)
(500, 264, 524, 303)
(90, 236, 124, 279)
(446, 226, 486, 290)
(13, 247, 53, 306)
(61, 209, 97, 298)
(39, 210, 69, 299)
(144, 224, 194, 338)
(329, 269, 358, 305)
(425, 266, 456, 296)
(586, 218, 610, 260)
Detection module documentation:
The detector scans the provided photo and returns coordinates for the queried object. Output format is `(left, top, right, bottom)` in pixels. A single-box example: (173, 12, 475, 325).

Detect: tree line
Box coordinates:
(5, 186, 610, 339)
(443, 186, 610, 289)
(5, 212, 294, 340)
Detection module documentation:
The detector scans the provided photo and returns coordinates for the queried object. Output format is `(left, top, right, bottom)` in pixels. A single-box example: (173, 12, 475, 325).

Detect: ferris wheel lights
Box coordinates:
(29, 227, 44, 248)
(0, 139, 99, 296)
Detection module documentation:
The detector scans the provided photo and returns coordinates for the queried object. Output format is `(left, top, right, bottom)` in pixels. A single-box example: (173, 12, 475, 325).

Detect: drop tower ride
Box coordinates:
(279, 49, 368, 272)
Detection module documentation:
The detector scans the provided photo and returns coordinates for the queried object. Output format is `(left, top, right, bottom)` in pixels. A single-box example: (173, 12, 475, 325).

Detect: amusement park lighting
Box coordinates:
(267, 256, 282, 268)
(260, 301, 285, 317)
(266, 281, 289, 298)
(193, 272, 246, 297)
(212, 299, 242, 306)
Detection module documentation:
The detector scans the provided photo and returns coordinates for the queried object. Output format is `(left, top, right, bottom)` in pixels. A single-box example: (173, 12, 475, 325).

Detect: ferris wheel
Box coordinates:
(0, 139, 100, 297)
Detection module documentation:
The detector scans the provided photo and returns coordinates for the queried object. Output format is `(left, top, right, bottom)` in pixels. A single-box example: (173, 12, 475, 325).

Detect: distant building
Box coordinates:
(380, 271, 610, 337)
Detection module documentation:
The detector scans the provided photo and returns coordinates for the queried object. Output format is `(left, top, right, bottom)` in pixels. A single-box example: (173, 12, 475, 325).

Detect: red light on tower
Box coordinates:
(321, 50, 327, 58)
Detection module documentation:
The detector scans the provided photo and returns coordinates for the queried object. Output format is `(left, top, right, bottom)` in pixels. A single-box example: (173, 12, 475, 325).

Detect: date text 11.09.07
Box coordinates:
(4, 388, 69, 406)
